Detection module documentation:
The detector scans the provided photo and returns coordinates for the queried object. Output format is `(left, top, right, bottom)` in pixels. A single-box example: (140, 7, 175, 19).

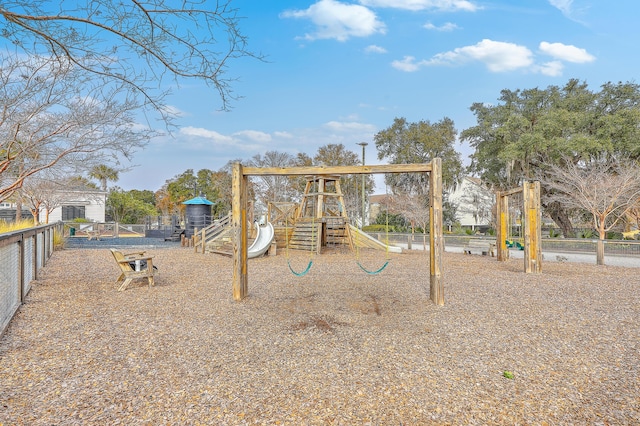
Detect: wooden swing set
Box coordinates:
(231, 159, 445, 305)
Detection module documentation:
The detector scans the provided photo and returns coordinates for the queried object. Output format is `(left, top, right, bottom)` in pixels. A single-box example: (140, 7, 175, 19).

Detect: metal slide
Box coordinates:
(248, 222, 275, 259)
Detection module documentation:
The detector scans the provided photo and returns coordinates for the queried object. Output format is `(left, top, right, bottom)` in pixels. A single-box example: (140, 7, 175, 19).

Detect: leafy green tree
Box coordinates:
(89, 165, 119, 191)
(106, 187, 158, 224)
(373, 211, 408, 232)
(374, 117, 463, 230)
(158, 167, 234, 218)
(462, 79, 640, 237)
(129, 189, 156, 207)
(375, 117, 464, 194)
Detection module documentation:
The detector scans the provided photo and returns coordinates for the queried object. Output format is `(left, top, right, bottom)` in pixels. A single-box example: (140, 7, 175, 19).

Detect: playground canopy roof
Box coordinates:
(183, 196, 214, 205)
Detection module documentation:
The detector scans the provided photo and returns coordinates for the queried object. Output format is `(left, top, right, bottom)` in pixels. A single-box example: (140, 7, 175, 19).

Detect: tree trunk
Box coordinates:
(596, 239, 605, 265)
(14, 199, 22, 222)
(544, 200, 575, 238)
(597, 220, 606, 266)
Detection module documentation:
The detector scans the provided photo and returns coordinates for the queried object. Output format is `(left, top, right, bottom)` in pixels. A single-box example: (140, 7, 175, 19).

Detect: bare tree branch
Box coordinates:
(0, 0, 262, 115)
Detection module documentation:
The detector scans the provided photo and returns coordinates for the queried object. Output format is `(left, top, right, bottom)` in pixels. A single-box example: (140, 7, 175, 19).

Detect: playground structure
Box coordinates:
(266, 175, 401, 255)
(496, 181, 542, 273)
(231, 160, 444, 305)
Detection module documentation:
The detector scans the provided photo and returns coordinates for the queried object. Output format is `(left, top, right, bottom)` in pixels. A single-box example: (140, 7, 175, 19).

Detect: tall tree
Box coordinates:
(89, 165, 120, 191)
(375, 117, 463, 229)
(0, 0, 260, 115)
(462, 79, 640, 237)
(375, 117, 463, 194)
(106, 187, 158, 224)
(158, 167, 235, 218)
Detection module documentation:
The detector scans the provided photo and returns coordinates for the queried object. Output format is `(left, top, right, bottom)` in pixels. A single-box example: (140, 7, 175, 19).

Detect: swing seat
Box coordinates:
(356, 259, 389, 275)
(287, 258, 313, 276)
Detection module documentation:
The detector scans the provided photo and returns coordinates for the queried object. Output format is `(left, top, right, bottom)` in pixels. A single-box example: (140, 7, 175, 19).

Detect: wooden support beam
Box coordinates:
(232, 163, 248, 300)
(523, 181, 542, 273)
(429, 158, 444, 306)
(500, 186, 524, 197)
(496, 191, 509, 261)
(243, 163, 432, 176)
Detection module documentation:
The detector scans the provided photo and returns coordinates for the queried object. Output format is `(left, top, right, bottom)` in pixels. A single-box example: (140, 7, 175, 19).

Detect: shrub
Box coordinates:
(0, 219, 34, 234)
(363, 224, 394, 233)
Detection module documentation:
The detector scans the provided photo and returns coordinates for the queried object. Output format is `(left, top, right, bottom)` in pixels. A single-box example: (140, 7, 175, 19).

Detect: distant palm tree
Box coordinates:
(89, 165, 119, 191)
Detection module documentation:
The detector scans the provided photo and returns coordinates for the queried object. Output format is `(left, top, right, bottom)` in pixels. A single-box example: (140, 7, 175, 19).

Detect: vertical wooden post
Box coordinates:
(429, 158, 444, 306)
(523, 181, 542, 273)
(315, 177, 325, 254)
(316, 176, 325, 219)
(232, 163, 248, 300)
(496, 191, 509, 261)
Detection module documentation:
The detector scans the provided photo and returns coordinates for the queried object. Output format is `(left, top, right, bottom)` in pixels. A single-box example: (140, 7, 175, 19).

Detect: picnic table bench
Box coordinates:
(463, 239, 496, 257)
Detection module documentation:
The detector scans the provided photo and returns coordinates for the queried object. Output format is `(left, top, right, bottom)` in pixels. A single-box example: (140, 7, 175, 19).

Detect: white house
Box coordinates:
(39, 187, 107, 223)
(448, 176, 495, 230)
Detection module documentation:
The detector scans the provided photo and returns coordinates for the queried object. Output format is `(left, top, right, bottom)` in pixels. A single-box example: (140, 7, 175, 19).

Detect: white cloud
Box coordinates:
(180, 126, 233, 142)
(535, 60, 565, 77)
(280, 0, 386, 41)
(424, 22, 460, 31)
(365, 44, 388, 54)
(233, 130, 272, 143)
(424, 39, 534, 72)
(539, 41, 595, 63)
(274, 131, 294, 138)
(391, 56, 421, 72)
(548, 0, 589, 24)
(393, 39, 594, 76)
(324, 120, 377, 132)
(359, 0, 479, 12)
(548, 0, 573, 15)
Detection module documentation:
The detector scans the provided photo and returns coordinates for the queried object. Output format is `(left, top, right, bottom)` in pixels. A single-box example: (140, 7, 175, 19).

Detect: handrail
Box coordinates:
(194, 212, 231, 253)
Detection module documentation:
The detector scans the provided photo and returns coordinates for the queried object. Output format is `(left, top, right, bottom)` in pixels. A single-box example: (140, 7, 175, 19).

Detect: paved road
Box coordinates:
(394, 243, 640, 268)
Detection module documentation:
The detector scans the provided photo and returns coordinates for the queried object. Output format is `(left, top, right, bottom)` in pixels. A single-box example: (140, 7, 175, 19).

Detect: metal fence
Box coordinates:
(380, 232, 640, 257)
(0, 222, 61, 337)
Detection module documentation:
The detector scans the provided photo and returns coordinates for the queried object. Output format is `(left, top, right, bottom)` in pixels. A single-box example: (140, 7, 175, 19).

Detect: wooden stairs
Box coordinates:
(287, 218, 321, 254)
(193, 213, 234, 256)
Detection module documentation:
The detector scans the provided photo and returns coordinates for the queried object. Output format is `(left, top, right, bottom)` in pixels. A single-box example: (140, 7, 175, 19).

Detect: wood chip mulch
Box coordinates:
(0, 247, 638, 425)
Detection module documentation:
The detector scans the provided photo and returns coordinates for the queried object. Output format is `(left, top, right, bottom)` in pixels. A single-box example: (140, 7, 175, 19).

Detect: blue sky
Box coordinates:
(118, 0, 639, 192)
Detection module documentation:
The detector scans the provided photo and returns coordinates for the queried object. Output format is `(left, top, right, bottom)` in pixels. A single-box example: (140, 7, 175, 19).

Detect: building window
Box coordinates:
(62, 205, 85, 221)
